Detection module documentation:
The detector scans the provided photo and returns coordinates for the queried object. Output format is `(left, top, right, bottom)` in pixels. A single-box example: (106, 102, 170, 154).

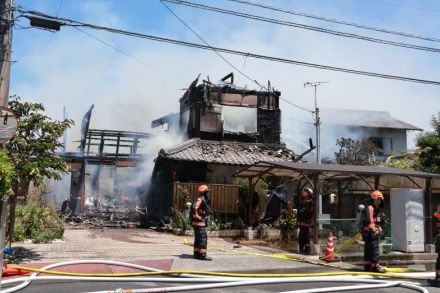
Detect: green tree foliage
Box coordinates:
(335, 138, 378, 165)
(7, 96, 74, 186)
(377, 154, 418, 170)
(416, 112, 440, 173)
(6, 96, 74, 243)
(0, 150, 14, 199)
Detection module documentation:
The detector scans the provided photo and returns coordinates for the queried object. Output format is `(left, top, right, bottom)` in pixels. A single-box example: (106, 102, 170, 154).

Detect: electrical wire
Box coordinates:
(163, 0, 440, 54)
(55, 0, 63, 17)
(361, 0, 440, 14)
(159, 0, 256, 87)
(13, 8, 440, 86)
(159, 0, 312, 113)
(73, 27, 181, 81)
(225, 0, 440, 43)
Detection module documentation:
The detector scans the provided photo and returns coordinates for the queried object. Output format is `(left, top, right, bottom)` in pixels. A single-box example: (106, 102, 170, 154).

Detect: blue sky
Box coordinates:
(10, 0, 440, 153)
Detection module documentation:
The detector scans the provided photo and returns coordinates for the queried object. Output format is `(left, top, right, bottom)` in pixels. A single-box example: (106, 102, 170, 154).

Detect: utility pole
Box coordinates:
(0, 0, 12, 106)
(304, 81, 328, 165)
(0, 0, 12, 288)
(304, 81, 328, 219)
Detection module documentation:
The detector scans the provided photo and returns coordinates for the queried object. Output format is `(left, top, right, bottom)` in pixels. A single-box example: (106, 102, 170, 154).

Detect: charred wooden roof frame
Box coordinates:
(64, 129, 152, 165)
(84, 129, 152, 158)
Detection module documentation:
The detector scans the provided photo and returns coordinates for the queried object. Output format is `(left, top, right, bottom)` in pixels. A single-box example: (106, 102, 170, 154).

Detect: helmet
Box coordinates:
(303, 187, 313, 196)
(198, 184, 210, 195)
(370, 190, 383, 200)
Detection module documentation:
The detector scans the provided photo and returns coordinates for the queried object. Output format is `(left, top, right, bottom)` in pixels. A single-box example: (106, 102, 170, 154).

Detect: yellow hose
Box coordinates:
(6, 265, 426, 279)
(5, 233, 420, 279)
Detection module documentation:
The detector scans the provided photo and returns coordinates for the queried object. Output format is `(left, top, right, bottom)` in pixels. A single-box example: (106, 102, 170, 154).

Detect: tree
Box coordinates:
(6, 96, 74, 244)
(416, 112, 440, 173)
(377, 153, 418, 170)
(0, 150, 14, 199)
(335, 137, 378, 165)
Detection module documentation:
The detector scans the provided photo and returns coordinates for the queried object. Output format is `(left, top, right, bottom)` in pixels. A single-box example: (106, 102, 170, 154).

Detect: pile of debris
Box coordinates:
(65, 208, 147, 229)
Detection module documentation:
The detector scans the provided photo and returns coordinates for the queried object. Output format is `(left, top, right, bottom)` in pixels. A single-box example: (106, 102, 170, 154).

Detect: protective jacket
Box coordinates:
(361, 204, 382, 233)
(192, 196, 211, 227)
(297, 200, 314, 227)
(434, 212, 440, 243)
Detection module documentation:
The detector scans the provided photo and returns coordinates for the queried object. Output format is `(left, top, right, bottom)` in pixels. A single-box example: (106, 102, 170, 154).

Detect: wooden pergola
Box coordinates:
(235, 161, 440, 244)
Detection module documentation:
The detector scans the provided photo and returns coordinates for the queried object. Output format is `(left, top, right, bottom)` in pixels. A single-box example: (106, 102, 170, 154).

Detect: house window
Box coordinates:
(370, 137, 393, 156)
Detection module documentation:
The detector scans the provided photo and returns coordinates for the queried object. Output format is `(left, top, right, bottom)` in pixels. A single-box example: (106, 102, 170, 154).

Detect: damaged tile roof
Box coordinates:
(159, 138, 296, 165)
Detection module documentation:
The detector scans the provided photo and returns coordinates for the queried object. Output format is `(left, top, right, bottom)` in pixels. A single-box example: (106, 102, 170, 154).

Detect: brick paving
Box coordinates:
(13, 228, 229, 261)
(10, 227, 320, 273)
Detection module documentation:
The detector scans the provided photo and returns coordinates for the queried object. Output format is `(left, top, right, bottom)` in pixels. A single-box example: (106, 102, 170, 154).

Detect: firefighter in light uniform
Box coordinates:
(361, 190, 386, 273)
(297, 187, 314, 254)
(428, 204, 440, 287)
(192, 185, 212, 261)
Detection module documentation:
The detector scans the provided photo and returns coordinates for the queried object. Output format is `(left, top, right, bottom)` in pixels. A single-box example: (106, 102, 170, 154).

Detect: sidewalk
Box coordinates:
(7, 228, 337, 274)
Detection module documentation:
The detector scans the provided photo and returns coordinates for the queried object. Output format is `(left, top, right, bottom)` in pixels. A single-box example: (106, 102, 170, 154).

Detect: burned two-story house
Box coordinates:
(148, 73, 306, 221)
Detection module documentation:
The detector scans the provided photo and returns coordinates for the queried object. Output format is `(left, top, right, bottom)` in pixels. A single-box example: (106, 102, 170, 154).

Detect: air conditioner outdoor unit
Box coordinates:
(390, 188, 425, 252)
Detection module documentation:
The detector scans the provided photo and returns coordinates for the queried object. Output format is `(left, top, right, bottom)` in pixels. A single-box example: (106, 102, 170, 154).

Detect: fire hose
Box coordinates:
(0, 260, 429, 293)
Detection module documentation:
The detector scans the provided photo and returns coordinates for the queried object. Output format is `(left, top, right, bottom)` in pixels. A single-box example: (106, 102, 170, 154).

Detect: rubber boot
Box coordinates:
(371, 265, 386, 273)
(303, 246, 311, 255)
(199, 255, 212, 261)
(428, 277, 440, 287)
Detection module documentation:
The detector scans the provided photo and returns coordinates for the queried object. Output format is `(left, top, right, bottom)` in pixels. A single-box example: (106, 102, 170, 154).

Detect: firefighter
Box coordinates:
(427, 204, 440, 287)
(192, 184, 212, 261)
(361, 190, 386, 273)
(297, 187, 314, 255)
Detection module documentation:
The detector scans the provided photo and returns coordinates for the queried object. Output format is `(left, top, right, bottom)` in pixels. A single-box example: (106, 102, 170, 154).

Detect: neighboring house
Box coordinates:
(288, 108, 422, 162)
(148, 73, 306, 221)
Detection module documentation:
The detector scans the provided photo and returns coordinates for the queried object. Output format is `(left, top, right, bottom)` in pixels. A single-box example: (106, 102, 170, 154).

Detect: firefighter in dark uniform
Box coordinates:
(361, 190, 386, 273)
(297, 187, 314, 255)
(192, 184, 212, 261)
(428, 204, 440, 287)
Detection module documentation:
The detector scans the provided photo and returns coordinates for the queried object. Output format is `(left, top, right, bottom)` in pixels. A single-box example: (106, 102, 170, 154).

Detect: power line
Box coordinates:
(74, 27, 180, 81)
(163, 0, 440, 54)
(55, 0, 63, 17)
(280, 98, 313, 112)
(159, 0, 313, 113)
(226, 0, 440, 43)
(159, 1, 257, 87)
(15, 8, 440, 86)
(361, 0, 440, 14)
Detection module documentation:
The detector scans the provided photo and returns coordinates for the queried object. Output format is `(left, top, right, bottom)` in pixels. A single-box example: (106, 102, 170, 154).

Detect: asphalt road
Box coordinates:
(2, 278, 439, 293)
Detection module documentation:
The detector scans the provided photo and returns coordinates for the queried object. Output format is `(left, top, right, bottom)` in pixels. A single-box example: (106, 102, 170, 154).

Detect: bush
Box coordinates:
(207, 217, 220, 231)
(278, 201, 297, 231)
(172, 210, 191, 231)
(231, 218, 245, 230)
(14, 200, 64, 243)
(257, 223, 269, 239)
(278, 209, 297, 231)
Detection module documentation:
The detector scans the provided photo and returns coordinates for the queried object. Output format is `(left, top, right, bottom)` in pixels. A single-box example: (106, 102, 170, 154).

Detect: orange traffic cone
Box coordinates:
(2, 265, 30, 277)
(322, 232, 340, 263)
